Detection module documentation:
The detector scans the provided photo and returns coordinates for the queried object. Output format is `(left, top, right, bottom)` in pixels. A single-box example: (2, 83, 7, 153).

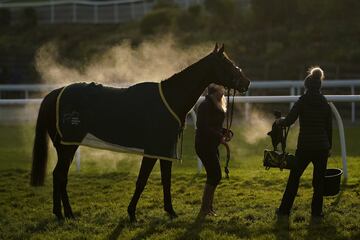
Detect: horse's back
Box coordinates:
(53, 81, 180, 160)
(57, 81, 160, 144)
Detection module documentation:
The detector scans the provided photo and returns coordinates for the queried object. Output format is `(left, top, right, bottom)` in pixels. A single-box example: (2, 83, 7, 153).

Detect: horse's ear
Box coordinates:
(219, 44, 225, 54)
(213, 43, 218, 53)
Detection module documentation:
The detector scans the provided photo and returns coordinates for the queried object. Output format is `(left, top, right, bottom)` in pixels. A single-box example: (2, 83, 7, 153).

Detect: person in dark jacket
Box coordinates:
(195, 84, 227, 217)
(276, 67, 332, 218)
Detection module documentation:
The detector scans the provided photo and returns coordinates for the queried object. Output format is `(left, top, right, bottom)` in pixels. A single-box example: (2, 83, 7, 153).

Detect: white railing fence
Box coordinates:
(190, 95, 360, 179)
(1, 80, 359, 121)
(0, 0, 204, 24)
(1, 95, 359, 179)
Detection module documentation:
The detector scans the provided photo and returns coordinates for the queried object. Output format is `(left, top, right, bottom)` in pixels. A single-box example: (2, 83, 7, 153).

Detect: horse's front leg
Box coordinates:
(160, 159, 178, 219)
(128, 157, 157, 222)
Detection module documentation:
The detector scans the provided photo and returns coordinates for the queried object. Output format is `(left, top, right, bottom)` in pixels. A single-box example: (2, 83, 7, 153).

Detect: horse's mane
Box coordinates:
(162, 52, 213, 83)
(223, 52, 236, 65)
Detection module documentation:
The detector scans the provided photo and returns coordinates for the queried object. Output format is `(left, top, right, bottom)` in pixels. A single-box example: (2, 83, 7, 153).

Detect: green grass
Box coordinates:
(0, 123, 359, 239)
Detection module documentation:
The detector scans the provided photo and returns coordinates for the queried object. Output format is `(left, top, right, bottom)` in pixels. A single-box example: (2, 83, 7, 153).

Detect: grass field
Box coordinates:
(0, 123, 359, 240)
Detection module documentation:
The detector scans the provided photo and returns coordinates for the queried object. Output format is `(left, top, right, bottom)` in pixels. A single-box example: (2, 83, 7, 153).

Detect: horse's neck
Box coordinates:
(161, 54, 212, 122)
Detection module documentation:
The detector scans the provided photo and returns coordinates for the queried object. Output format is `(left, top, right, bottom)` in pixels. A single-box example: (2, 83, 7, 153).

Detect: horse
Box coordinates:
(30, 43, 251, 222)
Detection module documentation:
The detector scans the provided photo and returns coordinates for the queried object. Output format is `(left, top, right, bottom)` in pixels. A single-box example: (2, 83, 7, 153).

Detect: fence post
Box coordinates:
(142, 0, 147, 16)
(130, 2, 134, 20)
(351, 85, 355, 122)
(190, 109, 202, 174)
(297, 86, 302, 95)
(94, 4, 98, 24)
(72, 3, 77, 23)
(329, 102, 348, 179)
(114, 3, 118, 23)
(50, 1, 55, 23)
(290, 86, 295, 108)
(244, 90, 250, 121)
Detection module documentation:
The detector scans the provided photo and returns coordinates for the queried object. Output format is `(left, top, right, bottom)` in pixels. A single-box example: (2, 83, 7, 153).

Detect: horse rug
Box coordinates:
(56, 82, 182, 161)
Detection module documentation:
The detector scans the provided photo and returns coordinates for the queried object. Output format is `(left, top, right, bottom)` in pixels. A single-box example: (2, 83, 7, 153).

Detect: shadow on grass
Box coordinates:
(26, 216, 65, 234)
(273, 216, 290, 240)
(328, 177, 347, 211)
(305, 217, 339, 239)
(73, 172, 130, 181)
(176, 214, 251, 240)
(187, 173, 201, 187)
(130, 216, 171, 240)
(108, 217, 130, 240)
(176, 214, 206, 240)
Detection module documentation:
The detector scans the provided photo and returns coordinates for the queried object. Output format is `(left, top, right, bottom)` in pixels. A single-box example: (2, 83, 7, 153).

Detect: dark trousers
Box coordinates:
(279, 149, 328, 215)
(195, 144, 222, 187)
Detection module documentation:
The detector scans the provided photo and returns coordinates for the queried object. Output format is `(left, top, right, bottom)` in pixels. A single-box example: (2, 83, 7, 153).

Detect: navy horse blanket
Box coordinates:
(56, 82, 182, 161)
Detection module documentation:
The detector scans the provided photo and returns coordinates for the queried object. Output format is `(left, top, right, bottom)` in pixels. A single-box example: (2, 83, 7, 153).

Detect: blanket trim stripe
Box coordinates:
(158, 82, 182, 127)
(56, 83, 180, 161)
(56, 86, 68, 139)
(60, 140, 178, 161)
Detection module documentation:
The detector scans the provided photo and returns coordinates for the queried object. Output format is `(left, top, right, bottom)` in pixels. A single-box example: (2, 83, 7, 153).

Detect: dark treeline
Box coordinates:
(0, 0, 359, 83)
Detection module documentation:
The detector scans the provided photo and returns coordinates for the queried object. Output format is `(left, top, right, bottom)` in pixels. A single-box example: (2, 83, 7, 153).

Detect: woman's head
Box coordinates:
(207, 84, 225, 98)
(304, 67, 324, 92)
(207, 84, 227, 112)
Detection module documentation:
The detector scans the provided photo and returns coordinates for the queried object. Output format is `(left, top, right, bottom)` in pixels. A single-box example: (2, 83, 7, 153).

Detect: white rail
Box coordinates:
(2, 95, 359, 104)
(0, 0, 202, 24)
(1, 80, 359, 91)
(1, 95, 359, 178)
(191, 95, 360, 178)
(0, 0, 144, 8)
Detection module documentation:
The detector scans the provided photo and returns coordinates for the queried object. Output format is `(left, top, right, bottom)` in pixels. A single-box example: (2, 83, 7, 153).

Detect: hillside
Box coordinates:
(1, 0, 360, 84)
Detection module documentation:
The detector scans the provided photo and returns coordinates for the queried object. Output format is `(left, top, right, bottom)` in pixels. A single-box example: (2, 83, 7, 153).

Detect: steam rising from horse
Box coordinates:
(30, 44, 250, 221)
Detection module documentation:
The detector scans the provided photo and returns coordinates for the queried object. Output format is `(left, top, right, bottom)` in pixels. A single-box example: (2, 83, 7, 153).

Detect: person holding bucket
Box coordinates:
(195, 84, 228, 217)
(276, 67, 332, 218)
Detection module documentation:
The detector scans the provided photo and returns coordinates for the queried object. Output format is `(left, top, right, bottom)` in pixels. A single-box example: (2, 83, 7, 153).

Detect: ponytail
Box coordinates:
(304, 66, 324, 91)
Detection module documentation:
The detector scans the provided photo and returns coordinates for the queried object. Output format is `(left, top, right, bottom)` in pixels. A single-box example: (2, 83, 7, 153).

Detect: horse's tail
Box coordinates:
(30, 97, 49, 186)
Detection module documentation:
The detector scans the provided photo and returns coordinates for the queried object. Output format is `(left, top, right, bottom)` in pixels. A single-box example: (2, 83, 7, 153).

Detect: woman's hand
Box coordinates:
(275, 117, 285, 126)
(220, 136, 227, 144)
(221, 128, 234, 142)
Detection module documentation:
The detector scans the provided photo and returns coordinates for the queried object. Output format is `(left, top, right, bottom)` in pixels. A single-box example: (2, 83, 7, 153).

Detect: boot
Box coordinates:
(209, 185, 217, 216)
(198, 184, 216, 217)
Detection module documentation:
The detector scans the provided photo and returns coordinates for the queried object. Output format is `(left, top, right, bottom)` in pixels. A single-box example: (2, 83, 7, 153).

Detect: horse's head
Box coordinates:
(211, 44, 250, 94)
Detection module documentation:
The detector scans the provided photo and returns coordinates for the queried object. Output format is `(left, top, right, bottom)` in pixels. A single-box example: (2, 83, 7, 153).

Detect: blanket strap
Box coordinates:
(158, 82, 182, 127)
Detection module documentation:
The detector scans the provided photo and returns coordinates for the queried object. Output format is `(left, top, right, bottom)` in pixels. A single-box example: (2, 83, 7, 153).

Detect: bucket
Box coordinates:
(323, 168, 343, 196)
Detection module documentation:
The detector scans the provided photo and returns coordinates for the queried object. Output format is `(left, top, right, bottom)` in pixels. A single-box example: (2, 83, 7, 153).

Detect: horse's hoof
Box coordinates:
(127, 207, 137, 223)
(65, 213, 75, 219)
(165, 208, 178, 219)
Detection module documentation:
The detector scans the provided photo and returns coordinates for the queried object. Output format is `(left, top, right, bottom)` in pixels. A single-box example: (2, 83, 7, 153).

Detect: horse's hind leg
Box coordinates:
(160, 159, 177, 219)
(53, 144, 78, 219)
(128, 157, 157, 222)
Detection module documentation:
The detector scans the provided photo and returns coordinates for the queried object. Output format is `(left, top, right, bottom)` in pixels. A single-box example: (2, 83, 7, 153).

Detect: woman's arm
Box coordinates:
(278, 99, 301, 127)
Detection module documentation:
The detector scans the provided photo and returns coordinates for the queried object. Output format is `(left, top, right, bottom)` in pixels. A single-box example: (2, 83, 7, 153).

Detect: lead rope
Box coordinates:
(279, 126, 290, 170)
(224, 88, 236, 178)
(179, 128, 184, 160)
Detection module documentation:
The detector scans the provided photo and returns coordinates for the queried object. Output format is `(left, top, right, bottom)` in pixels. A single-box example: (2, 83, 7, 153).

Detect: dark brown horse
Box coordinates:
(30, 44, 250, 222)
